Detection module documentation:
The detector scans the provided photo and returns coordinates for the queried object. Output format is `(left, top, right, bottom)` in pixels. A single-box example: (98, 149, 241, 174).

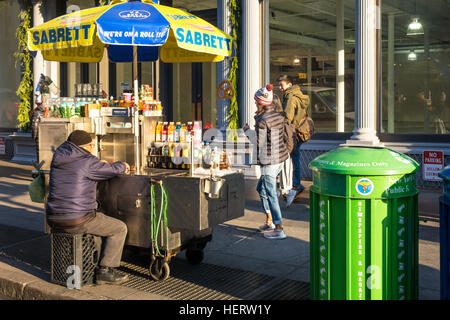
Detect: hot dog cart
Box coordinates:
(38, 115, 245, 281)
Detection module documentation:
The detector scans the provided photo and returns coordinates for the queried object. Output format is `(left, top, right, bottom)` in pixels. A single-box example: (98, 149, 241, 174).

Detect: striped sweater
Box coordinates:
(254, 105, 289, 165)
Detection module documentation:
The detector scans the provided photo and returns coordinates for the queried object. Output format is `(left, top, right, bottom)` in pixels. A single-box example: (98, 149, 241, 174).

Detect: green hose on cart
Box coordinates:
(150, 183, 168, 258)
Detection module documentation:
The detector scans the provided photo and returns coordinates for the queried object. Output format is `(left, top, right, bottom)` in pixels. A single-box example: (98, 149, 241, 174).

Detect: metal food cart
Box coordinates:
(38, 116, 245, 280)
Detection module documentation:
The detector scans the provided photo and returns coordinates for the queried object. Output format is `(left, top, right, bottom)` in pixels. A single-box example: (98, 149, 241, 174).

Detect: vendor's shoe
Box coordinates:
(258, 222, 276, 232)
(96, 266, 129, 285)
(264, 229, 287, 240)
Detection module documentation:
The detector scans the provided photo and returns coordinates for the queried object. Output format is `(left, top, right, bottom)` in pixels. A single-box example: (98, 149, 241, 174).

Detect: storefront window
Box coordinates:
(66, 0, 98, 96)
(171, 0, 218, 127)
(269, 1, 356, 133)
(0, 0, 20, 128)
(381, 0, 450, 135)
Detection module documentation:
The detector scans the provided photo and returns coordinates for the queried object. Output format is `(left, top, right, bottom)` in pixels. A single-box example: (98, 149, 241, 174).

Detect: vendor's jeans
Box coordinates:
(291, 142, 304, 190)
(257, 163, 283, 225)
(64, 212, 127, 268)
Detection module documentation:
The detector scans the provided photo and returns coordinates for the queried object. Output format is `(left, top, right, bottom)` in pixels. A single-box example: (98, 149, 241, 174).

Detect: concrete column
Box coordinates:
(262, 0, 270, 84)
(387, 14, 395, 133)
(307, 48, 312, 113)
(32, 1, 44, 97)
(99, 49, 109, 96)
(33, 1, 60, 97)
(217, 0, 231, 129)
(241, 0, 261, 128)
(336, 0, 345, 132)
(347, 0, 381, 146)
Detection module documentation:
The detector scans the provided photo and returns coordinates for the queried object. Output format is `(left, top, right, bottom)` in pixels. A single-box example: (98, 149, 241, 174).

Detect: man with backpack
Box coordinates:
(278, 75, 311, 207)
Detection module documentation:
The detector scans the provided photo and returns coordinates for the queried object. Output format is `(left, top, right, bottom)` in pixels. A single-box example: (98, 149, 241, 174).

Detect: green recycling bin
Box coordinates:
(309, 146, 420, 300)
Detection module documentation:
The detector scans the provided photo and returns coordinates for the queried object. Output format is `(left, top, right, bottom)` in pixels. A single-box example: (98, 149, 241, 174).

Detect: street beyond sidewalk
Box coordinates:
(0, 160, 441, 300)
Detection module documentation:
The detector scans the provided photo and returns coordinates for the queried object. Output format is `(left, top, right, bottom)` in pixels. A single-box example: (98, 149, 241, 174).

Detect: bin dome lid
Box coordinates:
(439, 166, 450, 181)
(309, 146, 419, 175)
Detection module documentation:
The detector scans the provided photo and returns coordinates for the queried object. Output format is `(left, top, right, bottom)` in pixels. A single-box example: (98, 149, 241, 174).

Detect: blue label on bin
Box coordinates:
(355, 178, 374, 196)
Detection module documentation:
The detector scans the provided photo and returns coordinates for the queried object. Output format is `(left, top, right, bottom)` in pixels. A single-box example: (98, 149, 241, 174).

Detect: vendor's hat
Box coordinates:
(254, 84, 274, 106)
(68, 130, 92, 146)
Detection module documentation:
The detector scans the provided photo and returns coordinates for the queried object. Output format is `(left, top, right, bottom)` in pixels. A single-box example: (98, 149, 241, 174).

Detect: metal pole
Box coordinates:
(336, 0, 345, 132)
(346, 0, 381, 146)
(387, 13, 395, 133)
(133, 46, 140, 174)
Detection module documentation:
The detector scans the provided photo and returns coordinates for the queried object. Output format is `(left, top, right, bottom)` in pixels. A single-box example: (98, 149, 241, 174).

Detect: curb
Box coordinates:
(0, 257, 110, 300)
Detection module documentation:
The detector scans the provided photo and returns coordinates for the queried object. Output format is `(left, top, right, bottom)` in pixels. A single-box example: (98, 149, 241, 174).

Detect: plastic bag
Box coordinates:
(29, 173, 45, 203)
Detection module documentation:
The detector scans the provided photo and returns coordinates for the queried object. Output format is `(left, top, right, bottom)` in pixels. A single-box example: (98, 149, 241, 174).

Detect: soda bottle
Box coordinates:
(186, 121, 193, 143)
(161, 122, 168, 142)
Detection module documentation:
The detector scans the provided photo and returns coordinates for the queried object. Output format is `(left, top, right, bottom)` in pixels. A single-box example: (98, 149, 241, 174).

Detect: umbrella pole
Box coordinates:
(133, 45, 140, 175)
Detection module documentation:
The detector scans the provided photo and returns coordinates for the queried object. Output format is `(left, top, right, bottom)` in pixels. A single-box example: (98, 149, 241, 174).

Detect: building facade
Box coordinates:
(0, 0, 449, 185)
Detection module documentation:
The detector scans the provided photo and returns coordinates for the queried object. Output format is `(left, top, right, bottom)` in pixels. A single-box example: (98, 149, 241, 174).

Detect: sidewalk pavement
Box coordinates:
(0, 160, 442, 300)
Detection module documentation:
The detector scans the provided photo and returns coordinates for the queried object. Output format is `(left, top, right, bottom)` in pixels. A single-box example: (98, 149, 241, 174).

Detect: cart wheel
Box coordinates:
(149, 258, 170, 281)
(186, 249, 204, 265)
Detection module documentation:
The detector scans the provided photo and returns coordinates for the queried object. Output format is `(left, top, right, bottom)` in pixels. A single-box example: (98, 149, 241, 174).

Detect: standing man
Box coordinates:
(47, 130, 131, 285)
(278, 75, 310, 207)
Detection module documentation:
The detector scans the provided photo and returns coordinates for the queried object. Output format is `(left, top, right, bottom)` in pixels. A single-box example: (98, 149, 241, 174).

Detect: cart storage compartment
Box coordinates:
(97, 171, 245, 242)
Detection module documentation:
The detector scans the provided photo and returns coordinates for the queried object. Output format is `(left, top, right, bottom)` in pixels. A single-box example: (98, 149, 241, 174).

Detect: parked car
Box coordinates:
(301, 85, 354, 132)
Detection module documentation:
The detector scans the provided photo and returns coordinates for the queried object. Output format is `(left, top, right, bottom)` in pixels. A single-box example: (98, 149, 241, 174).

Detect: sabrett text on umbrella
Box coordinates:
(175, 28, 231, 51)
(32, 25, 92, 45)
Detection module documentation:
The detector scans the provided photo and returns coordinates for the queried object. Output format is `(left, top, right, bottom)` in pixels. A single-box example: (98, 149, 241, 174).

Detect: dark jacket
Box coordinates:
(255, 105, 289, 165)
(282, 85, 310, 127)
(46, 141, 126, 224)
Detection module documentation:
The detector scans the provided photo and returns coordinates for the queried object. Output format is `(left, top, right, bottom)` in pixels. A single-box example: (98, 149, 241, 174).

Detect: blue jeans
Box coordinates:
(291, 142, 304, 190)
(257, 163, 283, 225)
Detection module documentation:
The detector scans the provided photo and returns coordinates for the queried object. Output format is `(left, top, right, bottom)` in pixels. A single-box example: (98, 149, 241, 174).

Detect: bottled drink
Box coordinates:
(161, 122, 168, 142)
(155, 122, 163, 142)
(202, 141, 212, 168)
(175, 122, 181, 143)
(180, 123, 187, 142)
(60, 98, 67, 118)
(193, 121, 202, 145)
(168, 122, 175, 143)
(186, 122, 193, 142)
(211, 146, 220, 169)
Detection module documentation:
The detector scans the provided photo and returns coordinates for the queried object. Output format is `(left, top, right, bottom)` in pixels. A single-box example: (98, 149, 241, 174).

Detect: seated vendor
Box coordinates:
(46, 130, 130, 285)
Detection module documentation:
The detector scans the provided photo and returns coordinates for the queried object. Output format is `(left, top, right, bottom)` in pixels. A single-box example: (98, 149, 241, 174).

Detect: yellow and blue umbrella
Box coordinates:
(27, 0, 233, 63)
(27, 0, 233, 175)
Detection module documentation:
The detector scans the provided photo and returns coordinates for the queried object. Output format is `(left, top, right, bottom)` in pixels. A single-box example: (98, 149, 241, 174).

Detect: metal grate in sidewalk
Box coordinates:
(119, 258, 310, 300)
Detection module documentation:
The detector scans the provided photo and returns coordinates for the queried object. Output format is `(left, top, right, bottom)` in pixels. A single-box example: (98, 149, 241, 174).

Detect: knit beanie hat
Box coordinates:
(254, 84, 274, 106)
(68, 130, 92, 146)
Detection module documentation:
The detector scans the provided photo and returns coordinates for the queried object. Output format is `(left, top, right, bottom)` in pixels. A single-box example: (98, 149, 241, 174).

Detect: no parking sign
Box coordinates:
(423, 150, 444, 181)
(0, 137, 5, 155)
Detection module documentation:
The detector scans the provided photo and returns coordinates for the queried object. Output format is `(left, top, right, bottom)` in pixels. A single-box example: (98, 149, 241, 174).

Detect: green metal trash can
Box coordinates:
(309, 146, 420, 300)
